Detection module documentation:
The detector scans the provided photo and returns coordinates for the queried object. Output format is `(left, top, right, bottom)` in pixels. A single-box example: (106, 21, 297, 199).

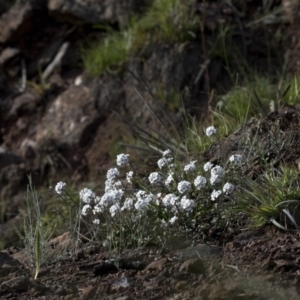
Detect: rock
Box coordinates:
(274, 259, 299, 272)
(0, 276, 31, 292)
(226, 241, 242, 252)
(81, 285, 96, 299)
(179, 258, 206, 275)
(145, 257, 168, 271)
(48, 0, 147, 24)
(0, 147, 23, 168)
(176, 244, 222, 261)
(34, 84, 99, 146)
(0, 1, 45, 43)
(0, 252, 22, 276)
(0, 48, 20, 66)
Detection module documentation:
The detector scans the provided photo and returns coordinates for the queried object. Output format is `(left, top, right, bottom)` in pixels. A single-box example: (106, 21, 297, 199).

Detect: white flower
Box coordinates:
(210, 174, 222, 185)
(55, 181, 66, 194)
(163, 149, 172, 157)
(100, 189, 124, 207)
(135, 199, 149, 211)
(110, 203, 120, 217)
(148, 172, 163, 185)
(136, 190, 153, 201)
(157, 157, 173, 169)
(223, 182, 235, 195)
(205, 126, 217, 137)
(165, 174, 174, 187)
(169, 215, 178, 225)
(203, 162, 214, 172)
(79, 188, 96, 204)
(177, 181, 191, 194)
(184, 160, 197, 173)
(93, 219, 100, 225)
(116, 153, 130, 167)
(194, 176, 206, 190)
(126, 171, 134, 184)
(134, 190, 154, 210)
(155, 193, 162, 205)
(211, 190, 222, 201)
(121, 197, 134, 211)
(180, 196, 195, 211)
(211, 165, 224, 177)
(93, 204, 103, 214)
(81, 204, 91, 216)
(162, 193, 179, 207)
(106, 168, 120, 180)
(229, 154, 243, 166)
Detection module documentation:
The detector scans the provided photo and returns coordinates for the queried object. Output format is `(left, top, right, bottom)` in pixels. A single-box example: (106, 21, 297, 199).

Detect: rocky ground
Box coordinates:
(2, 0, 300, 299)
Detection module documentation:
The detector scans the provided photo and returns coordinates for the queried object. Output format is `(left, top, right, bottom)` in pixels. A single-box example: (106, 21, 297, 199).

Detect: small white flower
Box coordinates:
(184, 160, 197, 173)
(229, 154, 243, 166)
(169, 215, 178, 225)
(211, 190, 222, 201)
(100, 189, 124, 207)
(126, 171, 134, 184)
(93, 204, 103, 214)
(148, 172, 163, 185)
(203, 162, 214, 172)
(121, 197, 134, 211)
(135, 199, 149, 211)
(81, 204, 92, 216)
(165, 174, 174, 187)
(93, 219, 100, 225)
(223, 182, 235, 195)
(194, 176, 206, 190)
(110, 203, 120, 217)
(157, 157, 173, 169)
(79, 188, 96, 204)
(180, 196, 195, 211)
(177, 181, 191, 194)
(210, 174, 222, 185)
(136, 190, 153, 201)
(163, 149, 172, 157)
(205, 126, 217, 137)
(134, 190, 154, 210)
(162, 193, 179, 207)
(55, 181, 66, 194)
(116, 153, 130, 167)
(106, 168, 120, 180)
(211, 165, 224, 177)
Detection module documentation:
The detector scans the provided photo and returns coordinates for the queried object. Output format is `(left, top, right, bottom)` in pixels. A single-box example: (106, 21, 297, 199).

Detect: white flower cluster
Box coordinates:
(76, 150, 239, 234)
(184, 160, 197, 173)
(55, 181, 66, 195)
(116, 154, 130, 167)
(210, 165, 224, 185)
(148, 172, 163, 186)
(177, 181, 191, 194)
(194, 176, 206, 190)
(157, 149, 173, 169)
(229, 154, 243, 166)
(205, 126, 217, 137)
(134, 190, 154, 211)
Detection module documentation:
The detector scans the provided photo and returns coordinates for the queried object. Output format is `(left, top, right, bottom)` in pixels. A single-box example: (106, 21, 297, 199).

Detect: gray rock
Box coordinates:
(0, 1, 44, 43)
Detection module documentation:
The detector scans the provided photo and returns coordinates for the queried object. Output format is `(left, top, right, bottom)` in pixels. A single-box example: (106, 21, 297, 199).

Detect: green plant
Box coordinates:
(82, 0, 198, 76)
(22, 175, 56, 279)
(235, 166, 300, 229)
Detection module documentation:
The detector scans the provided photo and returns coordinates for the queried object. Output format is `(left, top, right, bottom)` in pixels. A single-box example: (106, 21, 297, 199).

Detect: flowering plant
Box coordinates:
(54, 150, 243, 255)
